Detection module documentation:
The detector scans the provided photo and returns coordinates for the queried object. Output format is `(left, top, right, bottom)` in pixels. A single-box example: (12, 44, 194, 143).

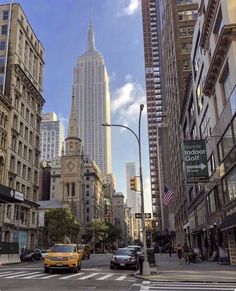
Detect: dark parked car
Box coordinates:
(20, 248, 42, 261)
(110, 248, 139, 270)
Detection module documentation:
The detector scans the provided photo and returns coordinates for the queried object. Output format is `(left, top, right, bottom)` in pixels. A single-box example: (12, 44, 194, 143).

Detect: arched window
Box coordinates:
(72, 183, 75, 196)
(66, 183, 70, 196)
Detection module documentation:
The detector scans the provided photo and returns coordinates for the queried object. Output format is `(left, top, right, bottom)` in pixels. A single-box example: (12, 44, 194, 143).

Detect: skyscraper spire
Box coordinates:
(87, 0, 95, 52)
(67, 90, 80, 139)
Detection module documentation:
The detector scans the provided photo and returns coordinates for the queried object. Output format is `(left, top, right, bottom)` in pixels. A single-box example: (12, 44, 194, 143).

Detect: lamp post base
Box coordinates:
(142, 261, 150, 276)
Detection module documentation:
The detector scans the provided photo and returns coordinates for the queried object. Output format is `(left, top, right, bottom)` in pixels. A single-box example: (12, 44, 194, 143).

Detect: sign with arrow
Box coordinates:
(184, 140, 209, 183)
(135, 213, 151, 219)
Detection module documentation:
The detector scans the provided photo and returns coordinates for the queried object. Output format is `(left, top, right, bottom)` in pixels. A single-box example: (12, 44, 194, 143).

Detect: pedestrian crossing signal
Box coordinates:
(130, 176, 136, 191)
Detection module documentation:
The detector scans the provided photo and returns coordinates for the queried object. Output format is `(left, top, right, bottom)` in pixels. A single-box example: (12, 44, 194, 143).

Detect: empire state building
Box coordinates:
(73, 21, 112, 174)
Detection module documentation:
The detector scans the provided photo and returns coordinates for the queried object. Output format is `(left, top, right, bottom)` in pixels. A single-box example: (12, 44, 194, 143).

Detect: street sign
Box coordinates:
(135, 213, 151, 219)
(184, 140, 209, 183)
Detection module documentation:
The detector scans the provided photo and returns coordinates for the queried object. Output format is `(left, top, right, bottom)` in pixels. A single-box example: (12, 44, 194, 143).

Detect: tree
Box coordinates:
(82, 220, 121, 253)
(43, 208, 80, 245)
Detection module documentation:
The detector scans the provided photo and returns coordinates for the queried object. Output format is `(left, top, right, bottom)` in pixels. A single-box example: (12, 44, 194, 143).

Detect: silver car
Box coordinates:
(110, 248, 139, 270)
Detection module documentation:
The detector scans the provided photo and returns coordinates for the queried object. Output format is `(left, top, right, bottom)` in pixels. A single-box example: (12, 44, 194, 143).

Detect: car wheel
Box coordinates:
(110, 265, 114, 269)
(73, 265, 79, 273)
(44, 267, 49, 273)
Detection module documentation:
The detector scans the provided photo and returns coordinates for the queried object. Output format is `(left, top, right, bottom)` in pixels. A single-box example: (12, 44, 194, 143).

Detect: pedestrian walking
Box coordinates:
(176, 244, 182, 264)
(168, 244, 172, 257)
(183, 242, 190, 264)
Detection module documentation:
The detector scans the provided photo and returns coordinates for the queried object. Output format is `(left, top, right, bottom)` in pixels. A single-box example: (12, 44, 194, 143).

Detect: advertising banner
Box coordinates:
(184, 140, 209, 183)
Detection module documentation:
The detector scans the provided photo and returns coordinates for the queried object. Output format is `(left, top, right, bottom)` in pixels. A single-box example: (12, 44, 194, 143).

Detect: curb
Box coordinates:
(133, 273, 236, 284)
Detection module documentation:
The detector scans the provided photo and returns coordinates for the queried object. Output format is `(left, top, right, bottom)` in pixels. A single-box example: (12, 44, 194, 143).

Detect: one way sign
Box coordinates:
(135, 213, 151, 219)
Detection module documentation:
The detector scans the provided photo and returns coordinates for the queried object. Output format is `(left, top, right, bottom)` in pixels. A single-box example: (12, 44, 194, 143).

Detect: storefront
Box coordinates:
(219, 212, 236, 265)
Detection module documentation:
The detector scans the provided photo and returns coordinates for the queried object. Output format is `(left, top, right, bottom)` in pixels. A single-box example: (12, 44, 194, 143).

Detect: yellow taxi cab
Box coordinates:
(44, 243, 82, 273)
(77, 244, 90, 260)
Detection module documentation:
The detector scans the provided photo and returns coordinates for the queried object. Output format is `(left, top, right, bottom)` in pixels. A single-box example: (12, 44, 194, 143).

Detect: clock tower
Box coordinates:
(61, 92, 85, 234)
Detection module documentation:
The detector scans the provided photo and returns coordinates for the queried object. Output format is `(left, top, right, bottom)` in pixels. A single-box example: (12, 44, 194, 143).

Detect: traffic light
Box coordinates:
(130, 176, 136, 191)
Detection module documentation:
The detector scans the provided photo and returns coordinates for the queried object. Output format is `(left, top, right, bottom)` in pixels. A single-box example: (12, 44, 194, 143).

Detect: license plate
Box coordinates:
(57, 263, 63, 266)
(120, 263, 125, 266)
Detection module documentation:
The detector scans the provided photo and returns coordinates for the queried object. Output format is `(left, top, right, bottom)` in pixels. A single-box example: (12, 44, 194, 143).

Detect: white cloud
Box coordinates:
(116, 0, 140, 16)
(123, 0, 140, 15)
(111, 80, 146, 125)
(111, 82, 134, 112)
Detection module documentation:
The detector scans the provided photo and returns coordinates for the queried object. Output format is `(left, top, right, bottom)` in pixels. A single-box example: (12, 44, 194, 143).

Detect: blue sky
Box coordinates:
(3, 0, 152, 212)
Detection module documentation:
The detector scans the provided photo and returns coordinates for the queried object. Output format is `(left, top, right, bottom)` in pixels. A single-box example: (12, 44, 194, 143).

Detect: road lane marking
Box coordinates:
(96, 273, 114, 280)
(78, 273, 100, 280)
(5, 272, 39, 278)
(115, 274, 127, 281)
(59, 272, 85, 279)
(40, 274, 59, 279)
(23, 273, 46, 279)
(0, 271, 17, 277)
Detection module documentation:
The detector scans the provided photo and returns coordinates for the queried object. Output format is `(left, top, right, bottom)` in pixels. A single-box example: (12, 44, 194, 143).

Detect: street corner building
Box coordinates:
(0, 3, 45, 252)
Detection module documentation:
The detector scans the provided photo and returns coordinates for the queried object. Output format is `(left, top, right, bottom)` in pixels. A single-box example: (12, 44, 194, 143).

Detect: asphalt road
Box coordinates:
(0, 254, 142, 291)
(1, 254, 235, 291)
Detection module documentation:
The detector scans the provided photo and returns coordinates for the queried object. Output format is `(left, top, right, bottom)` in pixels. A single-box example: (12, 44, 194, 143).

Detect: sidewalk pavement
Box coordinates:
(134, 253, 236, 283)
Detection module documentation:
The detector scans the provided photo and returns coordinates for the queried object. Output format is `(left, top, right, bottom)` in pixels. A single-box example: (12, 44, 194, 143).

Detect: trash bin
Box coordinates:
(139, 254, 144, 275)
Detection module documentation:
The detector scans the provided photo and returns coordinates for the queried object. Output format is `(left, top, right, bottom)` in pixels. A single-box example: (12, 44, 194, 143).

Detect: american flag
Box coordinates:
(162, 185, 174, 206)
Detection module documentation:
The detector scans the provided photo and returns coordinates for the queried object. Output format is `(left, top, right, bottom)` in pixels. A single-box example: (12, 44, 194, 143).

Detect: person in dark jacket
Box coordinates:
(176, 244, 182, 264)
(183, 242, 190, 264)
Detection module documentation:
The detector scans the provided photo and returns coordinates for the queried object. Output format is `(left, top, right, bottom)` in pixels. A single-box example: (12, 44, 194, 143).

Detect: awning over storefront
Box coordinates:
(219, 213, 236, 231)
(0, 184, 24, 203)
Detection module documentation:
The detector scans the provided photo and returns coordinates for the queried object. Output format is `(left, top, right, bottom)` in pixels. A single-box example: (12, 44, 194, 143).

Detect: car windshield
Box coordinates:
(50, 245, 76, 253)
(115, 249, 134, 256)
(128, 246, 141, 251)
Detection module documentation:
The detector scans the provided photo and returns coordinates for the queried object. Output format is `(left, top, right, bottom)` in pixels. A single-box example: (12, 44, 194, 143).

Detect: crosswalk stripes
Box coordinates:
(139, 281, 236, 291)
(0, 270, 131, 282)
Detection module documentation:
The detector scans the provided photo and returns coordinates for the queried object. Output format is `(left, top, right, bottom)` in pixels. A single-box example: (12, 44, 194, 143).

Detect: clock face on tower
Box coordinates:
(67, 161, 75, 171)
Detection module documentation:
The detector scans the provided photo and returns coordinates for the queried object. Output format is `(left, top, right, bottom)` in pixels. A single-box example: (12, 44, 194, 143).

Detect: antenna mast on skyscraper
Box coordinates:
(90, 0, 93, 26)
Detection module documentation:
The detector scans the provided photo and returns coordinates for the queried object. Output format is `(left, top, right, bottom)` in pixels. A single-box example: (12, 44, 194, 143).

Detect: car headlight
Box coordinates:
(130, 257, 136, 262)
(110, 257, 116, 262)
(69, 255, 77, 259)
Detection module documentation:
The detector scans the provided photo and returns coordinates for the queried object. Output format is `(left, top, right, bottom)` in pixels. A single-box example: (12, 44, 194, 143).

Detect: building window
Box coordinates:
(0, 56, 5, 66)
(0, 40, 6, 50)
(1, 25, 7, 35)
(200, 106, 211, 138)
(207, 153, 216, 177)
(72, 183, 75, 197)
(213, 7, 223, 35)
(220, 63, 232, 101)
(66, 183, 70, 196)
(2, 11, 9, 21)
(218, 124, 234, 162)
(0, 74, 4, 85)
(207, 187, 219, 215)
(222, 166, 236, 203)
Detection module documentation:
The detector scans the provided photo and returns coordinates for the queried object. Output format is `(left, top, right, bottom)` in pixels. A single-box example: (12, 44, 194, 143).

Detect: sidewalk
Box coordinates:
(135, 253, 236, 283)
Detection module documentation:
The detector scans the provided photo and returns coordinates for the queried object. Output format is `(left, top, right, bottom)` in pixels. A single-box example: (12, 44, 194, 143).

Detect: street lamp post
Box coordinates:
(102, 104, 150, 275)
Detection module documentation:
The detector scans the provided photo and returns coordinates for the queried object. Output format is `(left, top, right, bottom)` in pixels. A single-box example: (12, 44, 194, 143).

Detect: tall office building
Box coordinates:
(40, 112, 64, 161)
(141, 0, 164, 227)
(0, 3, 45, 249)
(161, 0, 198, 242)
(126, 162, 138, 214)
(73, 20, 111, 174)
